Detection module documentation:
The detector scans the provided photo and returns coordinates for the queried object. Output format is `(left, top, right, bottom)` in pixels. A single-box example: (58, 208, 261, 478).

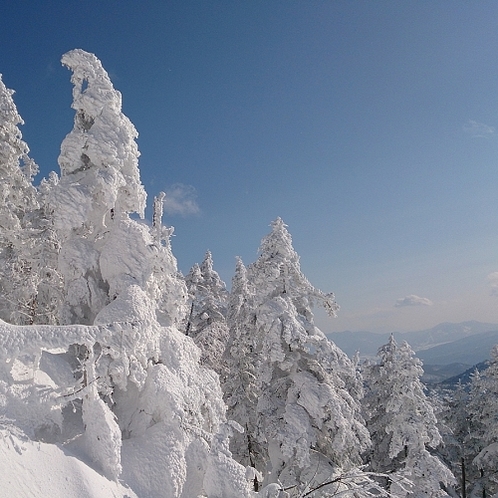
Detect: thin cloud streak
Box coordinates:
(395, 295, 433, 307)
(463, 120, 495, 139)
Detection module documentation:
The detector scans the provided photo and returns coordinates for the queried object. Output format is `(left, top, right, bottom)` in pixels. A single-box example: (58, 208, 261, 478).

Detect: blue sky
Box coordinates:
(1, 1, 498, 332)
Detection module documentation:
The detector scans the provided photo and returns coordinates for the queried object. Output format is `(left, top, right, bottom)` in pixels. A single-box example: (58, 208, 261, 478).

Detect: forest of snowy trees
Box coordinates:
(0, 49, 497, 498)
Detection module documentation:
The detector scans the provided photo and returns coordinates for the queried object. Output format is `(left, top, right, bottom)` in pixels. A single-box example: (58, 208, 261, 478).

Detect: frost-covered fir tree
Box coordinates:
(30, 173, 65, 325)
(363, 335, 455, 497)
(439, 382, 469, 498)
(0, 74, 57, 325)
(223, 257, 264, 484)
(185, 251, 229, 373)
(229, 218, 371, 493)
(440, 378, 487, 498)
(0, 75, 38, 234)
(468, 346, 498, 498)
(50, 49, 147, 325)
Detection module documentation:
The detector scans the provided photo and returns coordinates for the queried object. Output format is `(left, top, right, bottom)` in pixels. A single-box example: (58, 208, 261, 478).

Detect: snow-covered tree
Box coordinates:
(31, 173, 64, 325)
(363, 335, 455, 497)
(50, 49, 147, 325)
(438, 382, 470, 498)
(185, 251, 229, 373)
(467, 346, 498, 498)
(225, 218, 371, 493)
(223, 257, 263, 483)
(0, 74, 61, 325)
(0, 73, 38, 324)
(247, 218, 339, 319)
(0, 75, 38, 231)
(437, 374, 497, 498)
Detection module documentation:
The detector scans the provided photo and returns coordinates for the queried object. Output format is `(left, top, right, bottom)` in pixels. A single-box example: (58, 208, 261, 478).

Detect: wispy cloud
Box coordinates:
(162, 183, 200, 216)
(488, 272, 498, 296)
(395, 295, 433, 307)
(463, 120, 495, 139)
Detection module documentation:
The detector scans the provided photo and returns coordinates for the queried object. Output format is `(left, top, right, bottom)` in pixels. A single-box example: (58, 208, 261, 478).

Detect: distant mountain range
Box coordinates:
(326, 321, 498, 384)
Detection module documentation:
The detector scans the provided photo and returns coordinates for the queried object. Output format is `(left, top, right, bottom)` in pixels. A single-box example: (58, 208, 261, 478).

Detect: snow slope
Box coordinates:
(0, 426, 137, 498)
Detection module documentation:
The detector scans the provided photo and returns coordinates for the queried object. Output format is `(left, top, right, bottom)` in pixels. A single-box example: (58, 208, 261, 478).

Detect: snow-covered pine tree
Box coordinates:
(50, 49, 147, 325)
(32, 173, 64, 325)
(233, 218, 371, 493)
(439, 382, 469, 498)
(363, 335, 455, 497)
(186, 262, 202, 333)
(0, 74, 53, 325)
(223, 256, 264, 484)
(0, 75, 38, 231)
(468, 346, 498, 498)
(185, 251, 229, 373)
(439, 377, 490, 498)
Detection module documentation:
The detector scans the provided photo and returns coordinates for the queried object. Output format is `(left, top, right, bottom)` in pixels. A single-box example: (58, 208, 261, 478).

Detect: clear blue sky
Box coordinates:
(1, 1, 498, 332)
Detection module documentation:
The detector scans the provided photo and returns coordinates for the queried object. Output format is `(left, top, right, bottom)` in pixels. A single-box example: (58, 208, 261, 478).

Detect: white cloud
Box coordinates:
(463, 120, 495, 139)
(162, 183, 200, 216)
(488, 272, 498, 296)
(395, 295, 433, 307)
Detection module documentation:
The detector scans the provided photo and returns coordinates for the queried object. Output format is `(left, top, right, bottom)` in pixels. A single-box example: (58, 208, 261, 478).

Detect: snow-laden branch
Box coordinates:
(0, 318, 103, 358)
(0, 317, 159, 384)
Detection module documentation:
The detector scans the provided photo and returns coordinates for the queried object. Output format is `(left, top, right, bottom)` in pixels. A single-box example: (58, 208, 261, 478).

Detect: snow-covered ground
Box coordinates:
(0, 426, 137, 498)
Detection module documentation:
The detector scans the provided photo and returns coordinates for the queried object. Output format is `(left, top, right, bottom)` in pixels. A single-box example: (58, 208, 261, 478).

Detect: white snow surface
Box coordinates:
(0, 425, 138, 498)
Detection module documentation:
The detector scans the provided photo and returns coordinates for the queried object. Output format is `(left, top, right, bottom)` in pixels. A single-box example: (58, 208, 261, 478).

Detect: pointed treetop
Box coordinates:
(200, 250, 214, 274)
(234, 255, 246, 274)
(257, 217, 298, 263)
(250, 218, 339, 317)
(228, 257, 251, 321)
(0, 74, 38, 181)
(231, 257, 249, 294)
(186, 262, 201, 282)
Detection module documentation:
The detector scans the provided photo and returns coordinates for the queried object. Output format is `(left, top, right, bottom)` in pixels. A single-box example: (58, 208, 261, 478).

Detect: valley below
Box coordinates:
(327, 321, 498, 384)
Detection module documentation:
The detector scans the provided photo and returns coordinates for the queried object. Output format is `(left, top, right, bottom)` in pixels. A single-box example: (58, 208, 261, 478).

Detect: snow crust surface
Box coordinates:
(0, 427, 137, 498)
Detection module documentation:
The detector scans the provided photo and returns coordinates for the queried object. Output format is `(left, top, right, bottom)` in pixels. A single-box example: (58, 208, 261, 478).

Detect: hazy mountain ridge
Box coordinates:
(327, 321, 498, 384)
(417, 329, 498, 366)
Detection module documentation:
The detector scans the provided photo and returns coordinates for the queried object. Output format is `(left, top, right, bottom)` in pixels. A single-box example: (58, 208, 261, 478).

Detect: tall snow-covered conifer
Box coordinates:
(227, 218, 371, 493)
(223, 256, 264, 481)
(0, 75, 38, 226)
(51, 49, 147, 324)
(0, 74, 48, 324)
(440, 378, 485, 498)
(363, 335, 454, 497)
(467, 346, 498, 497)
